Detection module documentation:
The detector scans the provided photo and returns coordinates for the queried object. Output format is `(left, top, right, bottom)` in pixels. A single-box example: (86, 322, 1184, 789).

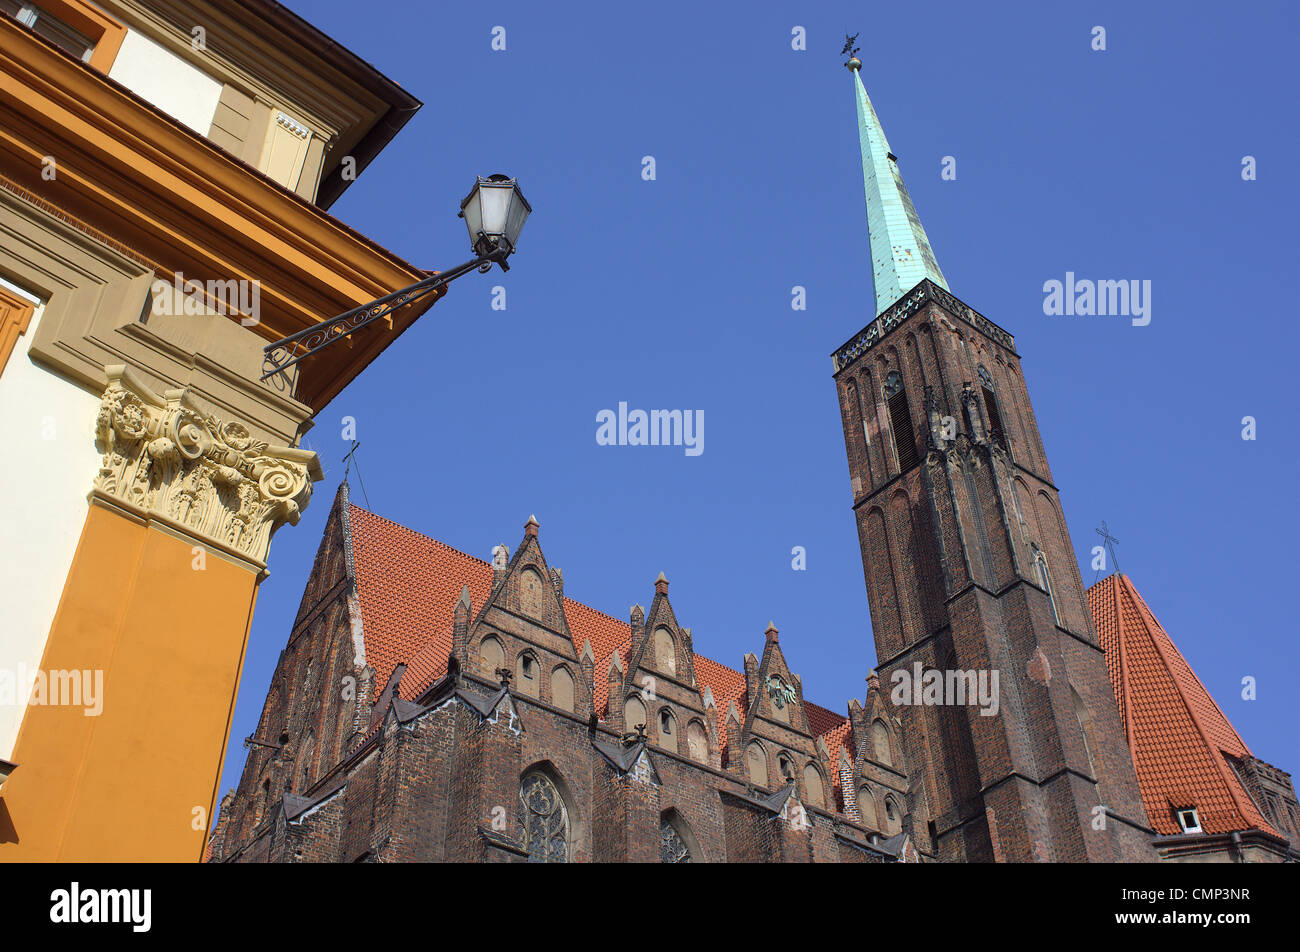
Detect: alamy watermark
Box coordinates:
(1042, 272, 1150, 326)
(150, 272, 261, 326)
(596, 402, 703, 457)
(891, 663, 1000, 716)
(0, 663, 103, 716)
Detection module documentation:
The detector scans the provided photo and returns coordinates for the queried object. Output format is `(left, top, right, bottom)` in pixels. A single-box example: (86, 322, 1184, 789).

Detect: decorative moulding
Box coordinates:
(92, 364, 322, 568)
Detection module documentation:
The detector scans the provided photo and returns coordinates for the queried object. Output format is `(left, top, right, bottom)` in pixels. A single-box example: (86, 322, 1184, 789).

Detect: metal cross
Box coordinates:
(841, 33, 860, 59)
(1095, 521, 1121, 575)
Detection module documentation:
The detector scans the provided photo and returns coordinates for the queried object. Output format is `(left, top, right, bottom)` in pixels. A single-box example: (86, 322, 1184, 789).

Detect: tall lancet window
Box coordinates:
(978, 366, 1007, 450)
(1032, 545, 1061, 626)
(884, 371, 918, 472)
(519, 771, 570, 863)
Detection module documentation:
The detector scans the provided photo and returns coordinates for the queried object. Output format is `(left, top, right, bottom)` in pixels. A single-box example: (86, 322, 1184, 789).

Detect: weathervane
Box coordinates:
(841, 32, 860, 66)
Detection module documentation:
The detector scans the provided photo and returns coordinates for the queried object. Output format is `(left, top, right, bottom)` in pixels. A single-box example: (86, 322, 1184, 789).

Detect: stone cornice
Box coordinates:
(93, 364, 322, 567)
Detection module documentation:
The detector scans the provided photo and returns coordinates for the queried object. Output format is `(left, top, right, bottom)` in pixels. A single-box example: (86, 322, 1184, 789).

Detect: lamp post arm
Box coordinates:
(260, 253, 493, 382)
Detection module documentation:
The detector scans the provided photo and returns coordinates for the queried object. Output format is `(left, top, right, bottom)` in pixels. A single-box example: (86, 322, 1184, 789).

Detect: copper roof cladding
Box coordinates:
(345, 504, 852, 764)
(1087, 573, 1276, 837)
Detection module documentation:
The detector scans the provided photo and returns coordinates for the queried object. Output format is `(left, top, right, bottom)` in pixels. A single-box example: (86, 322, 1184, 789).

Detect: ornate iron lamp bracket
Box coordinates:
(259, 241, 510, 383)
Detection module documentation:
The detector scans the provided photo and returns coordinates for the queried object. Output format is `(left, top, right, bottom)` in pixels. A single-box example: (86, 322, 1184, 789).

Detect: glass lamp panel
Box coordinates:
(460, 185, 483, 243)
(476, 184, 511, 236)
(504, 188, 530, 246)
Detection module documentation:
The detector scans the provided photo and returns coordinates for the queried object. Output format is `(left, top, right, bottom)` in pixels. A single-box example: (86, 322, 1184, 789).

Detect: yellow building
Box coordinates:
(0, 0, 438, 860)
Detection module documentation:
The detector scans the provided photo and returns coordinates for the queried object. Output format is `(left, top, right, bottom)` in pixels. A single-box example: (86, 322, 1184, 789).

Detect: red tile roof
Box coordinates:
(1087, 573, 1275, 837)
(346, 504, 849, 756)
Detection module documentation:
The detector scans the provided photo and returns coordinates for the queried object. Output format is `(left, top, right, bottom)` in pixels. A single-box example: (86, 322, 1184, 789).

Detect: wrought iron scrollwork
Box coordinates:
(260, 248, 509, 385)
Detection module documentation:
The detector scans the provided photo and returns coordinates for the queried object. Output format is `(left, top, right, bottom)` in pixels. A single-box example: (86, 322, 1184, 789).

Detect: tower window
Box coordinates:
(978, 366, 1006, 448)
(884, 371, 918, 472)
(1033, 546, 1062, 626)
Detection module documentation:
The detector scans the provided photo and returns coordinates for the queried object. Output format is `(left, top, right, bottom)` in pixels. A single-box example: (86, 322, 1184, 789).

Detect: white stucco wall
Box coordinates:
(0, 279, 101, 761)
(107, 28, 222, 135)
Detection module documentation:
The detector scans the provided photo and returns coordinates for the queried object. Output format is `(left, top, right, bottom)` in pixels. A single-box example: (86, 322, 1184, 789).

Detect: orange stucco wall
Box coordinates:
(0, 499, 257, 861)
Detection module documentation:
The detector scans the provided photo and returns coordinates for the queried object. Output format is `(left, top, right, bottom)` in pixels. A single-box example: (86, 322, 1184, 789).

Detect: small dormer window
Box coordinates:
(1175, 807, 1201, 834)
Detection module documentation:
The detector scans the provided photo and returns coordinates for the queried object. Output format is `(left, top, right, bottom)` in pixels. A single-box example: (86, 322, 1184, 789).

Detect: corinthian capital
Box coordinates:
(92, 365, 322, 566)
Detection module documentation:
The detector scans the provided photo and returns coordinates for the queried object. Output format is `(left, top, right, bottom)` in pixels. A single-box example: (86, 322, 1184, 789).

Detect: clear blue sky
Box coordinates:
(219, 0, 1300, 797)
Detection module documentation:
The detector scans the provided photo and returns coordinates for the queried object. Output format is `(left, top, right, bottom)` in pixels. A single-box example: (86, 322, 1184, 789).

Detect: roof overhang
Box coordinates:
(0, 17, 438, 412)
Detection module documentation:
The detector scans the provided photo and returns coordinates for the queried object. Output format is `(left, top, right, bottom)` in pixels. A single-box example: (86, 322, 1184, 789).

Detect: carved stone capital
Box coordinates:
(92, 364, 322, 567)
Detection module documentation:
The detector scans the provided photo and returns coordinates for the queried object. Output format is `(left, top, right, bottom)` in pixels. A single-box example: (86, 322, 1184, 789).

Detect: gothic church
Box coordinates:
(208, 56, 1298, 864)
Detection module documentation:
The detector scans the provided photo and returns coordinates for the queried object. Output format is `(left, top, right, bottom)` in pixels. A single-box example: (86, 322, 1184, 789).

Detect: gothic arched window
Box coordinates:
(519, 771, 570, 863)
(479, 636, 504, 680)
(551, 666, 574, 712)
(516, 651, 539, 697)
(978, 365, 1007, 449)
(653, 626, 676, 675)
(884, 371, 918, 472)
(661, 815, 692, 863)
(686, 720, 708, 763)
(519, 567, 546, 619)
(883, 795, 902, 834)
(804, 763, 825, 809)
(872, 718, 893, 767)
(778, 752, 796, 786)
(1071, 685, 1096, 778)
(746, 741, 768, 788)
(624, 695, 647, 732)
(1032, 545, 1061, 625)
(658, 708, 675, 747)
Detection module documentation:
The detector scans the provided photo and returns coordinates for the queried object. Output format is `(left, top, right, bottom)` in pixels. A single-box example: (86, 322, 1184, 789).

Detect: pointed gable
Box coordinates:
(1087, 574, 1276, 837)
(339, 501, 852, 760)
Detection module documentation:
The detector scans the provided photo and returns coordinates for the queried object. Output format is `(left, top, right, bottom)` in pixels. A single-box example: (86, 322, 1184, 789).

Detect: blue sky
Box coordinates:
(218, 0, 1300, 796)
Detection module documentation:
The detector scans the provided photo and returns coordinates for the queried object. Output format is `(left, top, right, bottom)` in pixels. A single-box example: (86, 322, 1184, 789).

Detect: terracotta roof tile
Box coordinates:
(1087, 574, 1274, 837)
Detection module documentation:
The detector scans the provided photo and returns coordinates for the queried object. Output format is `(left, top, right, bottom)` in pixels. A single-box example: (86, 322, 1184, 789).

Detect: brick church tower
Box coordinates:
(831, 53, 1154, 861)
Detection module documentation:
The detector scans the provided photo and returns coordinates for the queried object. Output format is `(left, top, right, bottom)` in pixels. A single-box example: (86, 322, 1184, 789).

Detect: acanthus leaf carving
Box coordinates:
(93, 366, 319, 564)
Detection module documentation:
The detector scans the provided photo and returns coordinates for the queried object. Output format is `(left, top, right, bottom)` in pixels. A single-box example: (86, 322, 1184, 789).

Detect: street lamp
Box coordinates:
(260, 174, 530, 382)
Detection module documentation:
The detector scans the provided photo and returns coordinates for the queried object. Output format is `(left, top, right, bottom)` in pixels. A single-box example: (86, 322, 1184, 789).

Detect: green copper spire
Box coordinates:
(848, 58, 948, 316)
